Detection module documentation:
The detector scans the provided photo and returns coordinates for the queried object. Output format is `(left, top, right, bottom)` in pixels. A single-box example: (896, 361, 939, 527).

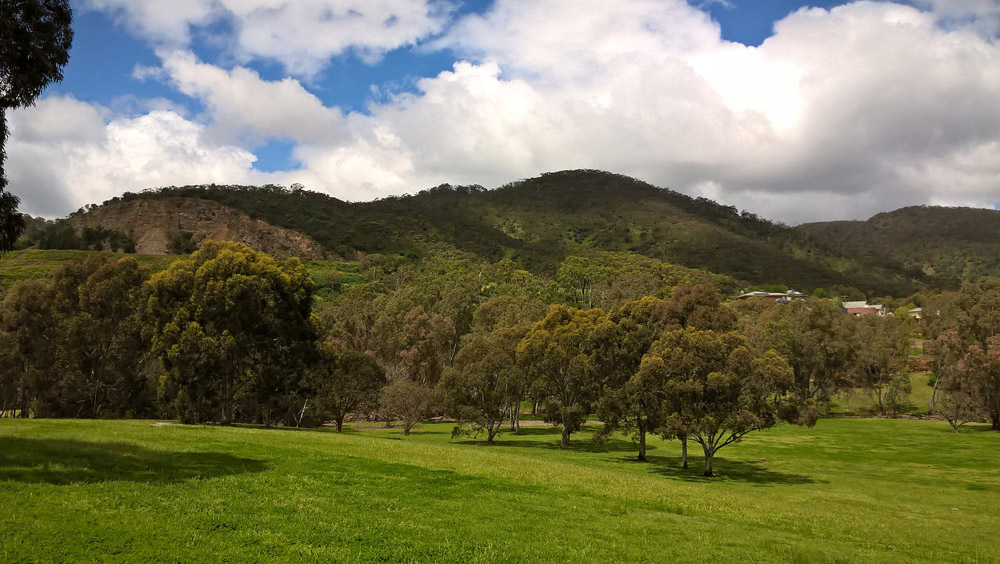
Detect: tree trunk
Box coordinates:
(991, 411, 999, 431)
(681, 435, 688, 469)
(335, 416, 344, 433)
(560, 425, 570, 449)
(701, 442, 714, 477)
(637, 419, 647, 462)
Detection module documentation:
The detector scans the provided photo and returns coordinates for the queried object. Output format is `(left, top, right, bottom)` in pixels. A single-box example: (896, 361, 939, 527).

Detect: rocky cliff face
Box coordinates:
(70, 198, 328, 259)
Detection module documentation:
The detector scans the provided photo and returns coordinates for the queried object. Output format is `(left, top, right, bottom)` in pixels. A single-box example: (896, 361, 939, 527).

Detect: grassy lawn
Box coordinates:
(0, 418, 997, 563)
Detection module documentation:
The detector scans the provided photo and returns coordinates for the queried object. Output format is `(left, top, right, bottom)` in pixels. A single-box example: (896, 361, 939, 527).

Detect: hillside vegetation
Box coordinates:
(83, 170, 931, 296)
(799, 206, 1000, 286)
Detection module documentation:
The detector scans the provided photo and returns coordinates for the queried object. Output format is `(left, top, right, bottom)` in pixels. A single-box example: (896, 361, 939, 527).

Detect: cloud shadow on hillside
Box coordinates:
(0, 437, 267, 485)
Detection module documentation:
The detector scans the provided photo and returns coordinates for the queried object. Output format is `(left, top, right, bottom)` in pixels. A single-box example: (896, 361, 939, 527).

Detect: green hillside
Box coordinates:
(799, 206, 1000, 286)
(93, 170, 929, 296)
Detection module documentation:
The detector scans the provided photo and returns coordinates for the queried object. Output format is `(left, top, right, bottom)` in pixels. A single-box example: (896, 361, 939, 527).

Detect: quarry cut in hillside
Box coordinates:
(70, 198, 329, 259)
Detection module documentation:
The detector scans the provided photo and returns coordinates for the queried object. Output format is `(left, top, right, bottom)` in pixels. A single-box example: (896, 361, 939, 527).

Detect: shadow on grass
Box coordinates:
(0, 437, 267, 485)
(643, 456, 819, 485)
(458, 428, 656, 454)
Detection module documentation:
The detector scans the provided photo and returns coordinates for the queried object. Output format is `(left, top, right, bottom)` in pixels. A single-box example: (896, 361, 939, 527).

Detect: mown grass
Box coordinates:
(1, 417, 998, 563)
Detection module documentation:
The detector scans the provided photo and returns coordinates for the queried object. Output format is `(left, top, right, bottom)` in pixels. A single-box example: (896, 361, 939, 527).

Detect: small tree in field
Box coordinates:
(438, 332, 518, 443)
(307, 342, 386, 432)
(641, 328, 800, 476)
(380, 378, 434, 435)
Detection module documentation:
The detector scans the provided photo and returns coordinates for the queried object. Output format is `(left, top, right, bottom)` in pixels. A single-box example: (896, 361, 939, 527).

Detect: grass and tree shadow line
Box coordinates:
(0, 437, 268, 485)
(458, 424, 818, 485)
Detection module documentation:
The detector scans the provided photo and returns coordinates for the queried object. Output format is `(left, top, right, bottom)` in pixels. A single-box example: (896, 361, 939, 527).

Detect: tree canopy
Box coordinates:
(0, 0, 74, 251)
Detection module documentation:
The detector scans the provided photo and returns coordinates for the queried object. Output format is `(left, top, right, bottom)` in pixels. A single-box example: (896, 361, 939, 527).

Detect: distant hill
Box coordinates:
(798, 206, 1000, 286)
(45, 170, 941, 296)
(20, 197, 328, 260)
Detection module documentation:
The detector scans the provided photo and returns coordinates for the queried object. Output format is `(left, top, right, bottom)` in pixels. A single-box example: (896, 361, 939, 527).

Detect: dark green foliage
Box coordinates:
(799, 206, 1000, 288)
(108, 170, 929, 295)
(146, 241, 317, 425)
(0, 254, 154, 418)
(0, 0, 74, 251)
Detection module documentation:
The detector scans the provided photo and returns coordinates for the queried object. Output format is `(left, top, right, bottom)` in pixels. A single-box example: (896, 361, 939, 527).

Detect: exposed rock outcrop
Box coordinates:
(70, 198, 328, 259)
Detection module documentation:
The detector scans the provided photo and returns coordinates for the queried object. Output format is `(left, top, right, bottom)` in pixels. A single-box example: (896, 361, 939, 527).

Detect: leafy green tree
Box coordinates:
(662, 283, 737, 332)
(934, 277, 1000, 429)
(0, 279, 56, 416)
(438, 332, 519, 443)
(146, 240, 316, 425)
(594, 297, 672, 461)
(517, 305, 612, 448)
(48, 254, 152, 418)
(851, 315, 910, 415)
(1, 0, 74, 251)
(641, 328, 798, 476)
(471, 294, 547, 432)
(307, 342, 386, 432)
(748, 298, 853, 411)
(557, 256, 608, 308)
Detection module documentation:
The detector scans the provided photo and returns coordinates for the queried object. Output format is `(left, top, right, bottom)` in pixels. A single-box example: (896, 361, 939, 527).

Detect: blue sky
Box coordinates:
(8, 0, 1000, 222)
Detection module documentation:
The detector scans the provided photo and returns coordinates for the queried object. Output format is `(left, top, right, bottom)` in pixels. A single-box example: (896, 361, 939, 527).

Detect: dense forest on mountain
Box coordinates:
(799, 206, 1000, 285)
(72, 170, 940, 296)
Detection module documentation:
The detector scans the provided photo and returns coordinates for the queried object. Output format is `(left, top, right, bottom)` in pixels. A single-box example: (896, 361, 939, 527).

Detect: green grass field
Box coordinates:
(0, 249, 364, 296)
(1, 418, 997, 563)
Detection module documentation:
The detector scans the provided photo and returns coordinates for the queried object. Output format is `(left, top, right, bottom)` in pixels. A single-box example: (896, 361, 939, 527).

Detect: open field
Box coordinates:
(1, 418, 998, 563)
(0, 249, 364, 295)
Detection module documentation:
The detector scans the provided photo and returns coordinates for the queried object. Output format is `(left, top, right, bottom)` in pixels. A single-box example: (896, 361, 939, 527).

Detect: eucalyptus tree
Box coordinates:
(1, 0, 73, 250)
(640, 328, 798, 476)
(146, 241, 316, 425)
(307, 342, 385, 431)
(517, 305, 612, 448)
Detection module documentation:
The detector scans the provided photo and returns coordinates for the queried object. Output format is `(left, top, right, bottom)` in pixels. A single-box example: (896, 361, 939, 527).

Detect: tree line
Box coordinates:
(2, 242, 996, 475)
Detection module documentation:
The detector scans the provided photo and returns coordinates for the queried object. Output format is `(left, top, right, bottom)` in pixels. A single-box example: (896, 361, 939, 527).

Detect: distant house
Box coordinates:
(735, 290, 806, 303)
(842, 301, 885, 317)
(908, 307, 923, 319)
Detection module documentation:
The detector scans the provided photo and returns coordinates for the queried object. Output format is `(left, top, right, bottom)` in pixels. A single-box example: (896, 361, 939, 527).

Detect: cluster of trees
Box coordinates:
(925, 278, 1000, 431)
(5, 239, 995, 475)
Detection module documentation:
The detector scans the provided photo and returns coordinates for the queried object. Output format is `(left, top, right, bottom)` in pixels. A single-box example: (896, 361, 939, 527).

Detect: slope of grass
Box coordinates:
(0, 250, 364, 298)
(1, 418, 997, 563)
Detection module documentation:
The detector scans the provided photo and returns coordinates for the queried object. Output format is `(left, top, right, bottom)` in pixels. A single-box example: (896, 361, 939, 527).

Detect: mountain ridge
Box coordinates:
(25, 170, 985, 297)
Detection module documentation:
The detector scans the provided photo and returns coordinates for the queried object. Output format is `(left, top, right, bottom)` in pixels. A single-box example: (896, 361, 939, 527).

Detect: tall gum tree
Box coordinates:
(517, 305, 611, 449)
(146, 240, 315, 425)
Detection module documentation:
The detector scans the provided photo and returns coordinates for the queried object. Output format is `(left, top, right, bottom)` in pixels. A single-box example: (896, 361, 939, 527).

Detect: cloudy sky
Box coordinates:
(6, 0, 1000, 223)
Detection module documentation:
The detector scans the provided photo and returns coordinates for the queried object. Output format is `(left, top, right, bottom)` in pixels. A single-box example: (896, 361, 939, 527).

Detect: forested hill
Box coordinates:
(798, 206, 1000, 285)
(83, 170, 932, 295)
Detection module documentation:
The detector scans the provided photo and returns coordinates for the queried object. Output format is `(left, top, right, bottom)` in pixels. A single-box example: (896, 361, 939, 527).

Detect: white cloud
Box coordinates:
(15, 0, 1000, 225)
(6, 96, 256, 217)
(158, 50, 347, 146)
(85, 0, 452, 77)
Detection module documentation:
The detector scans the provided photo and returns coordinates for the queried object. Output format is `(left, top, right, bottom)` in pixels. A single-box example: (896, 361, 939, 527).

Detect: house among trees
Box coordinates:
(735, 290, 806, 303)
(842, 301, 885, 316)
(908, 307, 923, 319)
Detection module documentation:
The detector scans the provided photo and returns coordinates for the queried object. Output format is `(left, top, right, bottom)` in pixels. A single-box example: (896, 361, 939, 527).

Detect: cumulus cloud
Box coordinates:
(85, 0, 452, 77)
(7, 96, 256, 217)
(157, 50, 347, 146)
(12, 0, 1000, 224)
